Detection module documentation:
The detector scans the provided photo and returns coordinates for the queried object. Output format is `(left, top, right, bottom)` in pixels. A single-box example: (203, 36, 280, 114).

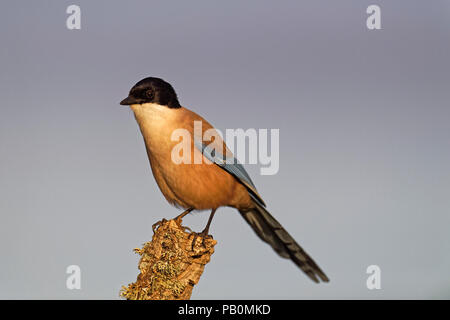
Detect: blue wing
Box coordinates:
(194, 138, 266, 207)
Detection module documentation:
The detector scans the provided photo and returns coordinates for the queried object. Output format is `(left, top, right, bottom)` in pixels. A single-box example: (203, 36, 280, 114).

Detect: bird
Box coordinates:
(120, 77, 329, 283)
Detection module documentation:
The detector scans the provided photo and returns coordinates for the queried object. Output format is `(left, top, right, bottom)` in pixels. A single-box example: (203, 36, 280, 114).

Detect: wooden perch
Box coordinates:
(120, 218, 217, 300)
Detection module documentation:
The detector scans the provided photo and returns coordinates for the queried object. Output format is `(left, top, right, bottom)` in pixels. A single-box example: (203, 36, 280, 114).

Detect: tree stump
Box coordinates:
(120, 218, 217, 300)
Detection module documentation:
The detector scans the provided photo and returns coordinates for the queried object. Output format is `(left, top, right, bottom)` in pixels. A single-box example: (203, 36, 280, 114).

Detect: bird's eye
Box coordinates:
(145, 89, 154, 99)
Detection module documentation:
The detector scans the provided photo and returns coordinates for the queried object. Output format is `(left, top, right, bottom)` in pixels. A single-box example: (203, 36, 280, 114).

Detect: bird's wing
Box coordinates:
(194, 138, 266, 207)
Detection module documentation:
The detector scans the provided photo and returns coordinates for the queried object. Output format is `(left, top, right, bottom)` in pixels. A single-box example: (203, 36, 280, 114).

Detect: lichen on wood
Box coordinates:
(120, 218, 217, 300)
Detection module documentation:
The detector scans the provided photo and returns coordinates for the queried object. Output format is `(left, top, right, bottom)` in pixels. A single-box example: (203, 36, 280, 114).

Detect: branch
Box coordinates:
(120, 218, 217, 300)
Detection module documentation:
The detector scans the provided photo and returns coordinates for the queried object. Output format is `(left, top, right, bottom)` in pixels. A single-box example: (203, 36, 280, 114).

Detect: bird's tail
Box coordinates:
(239, 203, 329, 283)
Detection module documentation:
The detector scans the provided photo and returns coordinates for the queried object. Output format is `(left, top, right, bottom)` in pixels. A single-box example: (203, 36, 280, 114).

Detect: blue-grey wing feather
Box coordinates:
(194, 139, 266, 207)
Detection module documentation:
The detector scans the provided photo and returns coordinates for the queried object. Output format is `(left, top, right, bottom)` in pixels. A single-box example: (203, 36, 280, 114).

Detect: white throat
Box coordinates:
(130, 103, 180, 145)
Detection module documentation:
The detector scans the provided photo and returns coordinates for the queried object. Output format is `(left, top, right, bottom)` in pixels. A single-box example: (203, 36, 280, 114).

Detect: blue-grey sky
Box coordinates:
(0, 1, 449, 299)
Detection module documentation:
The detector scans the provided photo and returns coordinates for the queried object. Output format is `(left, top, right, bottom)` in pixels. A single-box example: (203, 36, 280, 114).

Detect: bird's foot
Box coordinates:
(152, 218, 167, 234)
(174, 217, 190, 230)
(173, 208, 194, 227)
(174, 217, 193, 233)
(181, 225, 193, 233)
(188, 231, 213, 251)
(174, 216, 183, 226)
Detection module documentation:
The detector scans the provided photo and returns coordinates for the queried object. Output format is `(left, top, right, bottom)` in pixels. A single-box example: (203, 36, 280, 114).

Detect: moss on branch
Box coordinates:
(120, 219, 217, 300)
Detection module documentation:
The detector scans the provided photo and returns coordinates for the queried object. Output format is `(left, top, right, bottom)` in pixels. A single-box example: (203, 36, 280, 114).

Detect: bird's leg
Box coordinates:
(174, 207, 194, 226)
(200, 208, 217, 236)
(152, 208, 194, 234)
(189, 208, 217, 250)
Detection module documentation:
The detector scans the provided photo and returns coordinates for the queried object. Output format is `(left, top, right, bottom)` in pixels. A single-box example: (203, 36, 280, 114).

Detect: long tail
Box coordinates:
(239, 203, 329, 283)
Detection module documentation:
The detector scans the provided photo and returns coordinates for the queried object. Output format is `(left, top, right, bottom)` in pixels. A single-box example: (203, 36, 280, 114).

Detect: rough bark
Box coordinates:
(120, 218, 217, 300)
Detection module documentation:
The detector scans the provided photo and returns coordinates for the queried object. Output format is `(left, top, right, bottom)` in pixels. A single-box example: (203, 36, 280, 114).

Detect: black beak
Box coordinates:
(120, 96, 139, 106)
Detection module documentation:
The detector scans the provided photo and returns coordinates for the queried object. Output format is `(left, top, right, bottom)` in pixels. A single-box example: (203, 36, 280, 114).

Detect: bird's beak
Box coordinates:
(120, 96, 138, 106)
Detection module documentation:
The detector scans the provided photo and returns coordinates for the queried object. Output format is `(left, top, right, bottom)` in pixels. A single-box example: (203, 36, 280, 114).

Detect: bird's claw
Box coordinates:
(152, 218, 167, 234)
(188, 231, 213, 251)
(182, 225, 193, 233)
(173, 216, 193, 233)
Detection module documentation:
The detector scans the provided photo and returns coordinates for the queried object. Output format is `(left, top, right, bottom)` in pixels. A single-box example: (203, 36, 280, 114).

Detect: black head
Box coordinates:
(120, 77, 181, 109)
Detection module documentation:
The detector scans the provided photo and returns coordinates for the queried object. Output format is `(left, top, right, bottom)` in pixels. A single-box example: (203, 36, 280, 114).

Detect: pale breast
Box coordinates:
(131, 103, 253, 210)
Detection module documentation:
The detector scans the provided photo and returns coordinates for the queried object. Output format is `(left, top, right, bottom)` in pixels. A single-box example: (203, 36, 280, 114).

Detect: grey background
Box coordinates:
(0, 0, 449, 299)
